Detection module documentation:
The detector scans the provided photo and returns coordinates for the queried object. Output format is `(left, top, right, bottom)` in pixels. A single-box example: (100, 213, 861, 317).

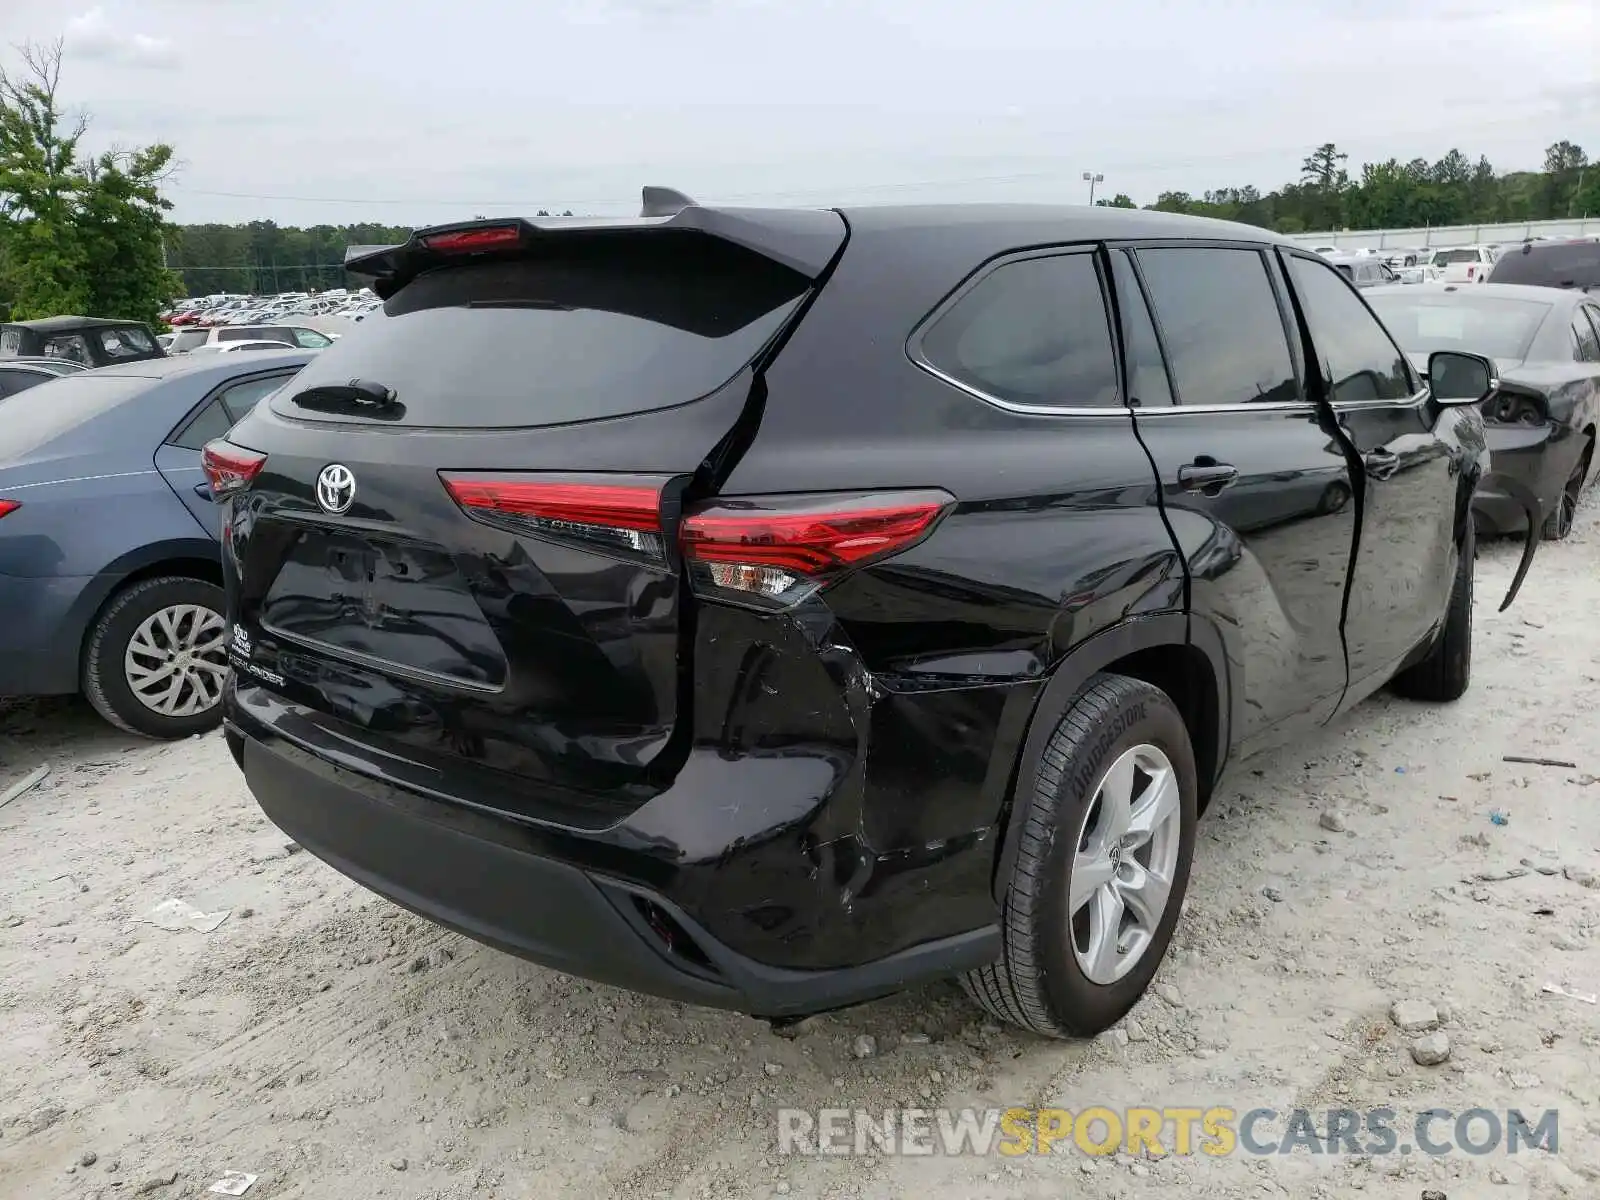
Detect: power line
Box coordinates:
(168, 111, 1576, 210)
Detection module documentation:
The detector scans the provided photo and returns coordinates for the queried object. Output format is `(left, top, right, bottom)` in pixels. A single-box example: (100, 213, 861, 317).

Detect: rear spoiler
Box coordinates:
(344, 187, 846, 300)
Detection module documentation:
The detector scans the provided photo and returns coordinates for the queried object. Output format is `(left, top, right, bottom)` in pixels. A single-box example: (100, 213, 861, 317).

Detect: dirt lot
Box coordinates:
(3, 515, 1599, 1200)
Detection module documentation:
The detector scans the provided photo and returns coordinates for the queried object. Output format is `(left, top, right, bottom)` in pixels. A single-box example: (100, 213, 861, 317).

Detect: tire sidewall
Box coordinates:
(84, 577, 227, 739)
(1028, 685, 1198, 1026)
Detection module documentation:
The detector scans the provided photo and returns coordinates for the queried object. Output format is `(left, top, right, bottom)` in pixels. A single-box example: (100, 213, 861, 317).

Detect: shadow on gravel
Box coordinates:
(0, 696, 147, 794)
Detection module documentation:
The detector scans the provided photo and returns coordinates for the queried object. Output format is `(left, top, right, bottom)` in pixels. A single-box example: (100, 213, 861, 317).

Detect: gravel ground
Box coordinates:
(2, 513, 1599, 1200)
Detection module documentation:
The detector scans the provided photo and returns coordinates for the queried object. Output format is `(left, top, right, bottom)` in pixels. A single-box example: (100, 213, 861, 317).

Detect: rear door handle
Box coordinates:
(1363, 449, 1400, 480)
(1177, 461, 1239, 495)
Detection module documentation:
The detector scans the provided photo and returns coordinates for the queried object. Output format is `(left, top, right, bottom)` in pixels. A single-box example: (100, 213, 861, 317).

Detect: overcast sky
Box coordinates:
(3, 0, 1596, 229)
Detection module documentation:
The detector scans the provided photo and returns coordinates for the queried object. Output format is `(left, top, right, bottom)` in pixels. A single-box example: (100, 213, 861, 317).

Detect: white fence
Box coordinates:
(1285, 217, 1597, 252)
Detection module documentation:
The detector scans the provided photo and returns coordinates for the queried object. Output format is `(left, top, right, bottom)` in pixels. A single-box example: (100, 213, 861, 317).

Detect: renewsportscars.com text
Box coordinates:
(777, 1106, 1559, 1158)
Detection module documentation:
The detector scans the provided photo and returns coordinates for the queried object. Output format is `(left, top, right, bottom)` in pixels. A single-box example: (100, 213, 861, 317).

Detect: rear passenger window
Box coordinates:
(1135, 247, 1300, 406)
(919, 252, 1120, 408)
(1285, 255, 1414, 403)
(1109, 252, 1173, 407)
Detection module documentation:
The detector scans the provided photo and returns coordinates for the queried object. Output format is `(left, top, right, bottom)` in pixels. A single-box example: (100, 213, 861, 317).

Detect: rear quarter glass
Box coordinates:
(269, 238, 809, 429)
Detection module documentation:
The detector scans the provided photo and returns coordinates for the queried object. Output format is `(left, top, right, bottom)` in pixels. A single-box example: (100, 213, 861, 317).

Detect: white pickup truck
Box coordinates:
(1429, 244, 1500, 284)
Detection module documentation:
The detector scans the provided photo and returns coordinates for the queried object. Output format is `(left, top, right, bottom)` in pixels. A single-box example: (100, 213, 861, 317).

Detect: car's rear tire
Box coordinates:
(962, 673, 1197, 1039)
(1391, 527, 1473, 702)
(1541, 442, 1591, 542)
(82, 576, 229, 739)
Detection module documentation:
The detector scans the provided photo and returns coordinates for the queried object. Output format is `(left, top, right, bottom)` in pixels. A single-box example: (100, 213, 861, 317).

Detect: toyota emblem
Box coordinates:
(316, 463, 356, 514)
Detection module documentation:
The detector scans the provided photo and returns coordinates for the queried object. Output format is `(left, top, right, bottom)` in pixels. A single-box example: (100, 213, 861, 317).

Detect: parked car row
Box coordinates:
(163, 290, 381, 329)
(165, 323, 337, 355)
(1316, 237, 1600, 291)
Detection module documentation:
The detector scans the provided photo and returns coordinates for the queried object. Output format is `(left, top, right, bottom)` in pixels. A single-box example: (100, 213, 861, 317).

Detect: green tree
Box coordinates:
(1543, 140, 1588, 218)
(1299, 143, 1349, 229)
(0, 42, 89, 318)
(1095, 193, 1137, 208)
(0, 41, 179, 322)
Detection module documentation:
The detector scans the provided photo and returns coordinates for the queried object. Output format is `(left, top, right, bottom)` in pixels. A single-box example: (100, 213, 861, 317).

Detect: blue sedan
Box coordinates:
(0, 349, 313, 736)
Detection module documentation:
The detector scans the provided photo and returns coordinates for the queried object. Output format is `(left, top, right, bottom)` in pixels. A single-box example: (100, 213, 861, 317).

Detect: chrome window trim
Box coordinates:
(910, 359, 1136, 418)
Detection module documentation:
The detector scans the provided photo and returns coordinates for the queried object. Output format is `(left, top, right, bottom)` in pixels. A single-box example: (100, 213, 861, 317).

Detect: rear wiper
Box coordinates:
(288, 378, 404, 420)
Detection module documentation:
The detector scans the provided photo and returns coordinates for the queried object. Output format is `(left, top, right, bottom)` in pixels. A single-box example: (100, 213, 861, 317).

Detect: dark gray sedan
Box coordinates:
(0, 350, 312, 736)
(1367, 282, 1600, 540)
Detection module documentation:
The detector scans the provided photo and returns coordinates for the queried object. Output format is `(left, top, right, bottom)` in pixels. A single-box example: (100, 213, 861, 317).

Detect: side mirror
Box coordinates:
(1428, 350, 1498, 406)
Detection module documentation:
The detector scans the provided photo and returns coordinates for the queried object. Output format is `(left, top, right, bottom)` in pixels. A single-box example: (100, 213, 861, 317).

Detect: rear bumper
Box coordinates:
(225, 660, 1016, 1016)
(1472, 425, 1563, 536)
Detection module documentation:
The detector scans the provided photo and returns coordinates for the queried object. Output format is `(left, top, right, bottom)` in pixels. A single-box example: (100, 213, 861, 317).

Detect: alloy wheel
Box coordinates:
(1069, 743, 1183, 985)
(124, 604, 229, 717)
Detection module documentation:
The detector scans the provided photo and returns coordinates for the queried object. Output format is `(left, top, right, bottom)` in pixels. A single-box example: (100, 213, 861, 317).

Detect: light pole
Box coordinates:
(1083, 171, 1104, 205)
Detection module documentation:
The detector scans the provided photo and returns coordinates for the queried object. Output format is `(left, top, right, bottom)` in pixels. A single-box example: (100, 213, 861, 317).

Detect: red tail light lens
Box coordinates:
(202, 440, 267, 497)
(441, 473, 668, 561)
(681, 489, 953, 607)
(0, 500, 20, 519)
(420, 226, 522, 254)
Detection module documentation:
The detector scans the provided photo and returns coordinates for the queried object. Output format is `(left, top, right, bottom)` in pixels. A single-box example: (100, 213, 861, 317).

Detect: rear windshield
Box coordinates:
(1432, 248, 1484, 266)
(0, 374, 151, 458)
(271, 238, 809, 428)
(1488, 242, 1600, 288)
(1365, 292, 1551, 360)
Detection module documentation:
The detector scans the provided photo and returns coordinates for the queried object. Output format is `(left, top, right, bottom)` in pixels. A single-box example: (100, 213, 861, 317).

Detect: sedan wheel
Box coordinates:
(1542, 453, 1588, 542)
(83, 576, 230, 739)
(124, 604, 229, 717)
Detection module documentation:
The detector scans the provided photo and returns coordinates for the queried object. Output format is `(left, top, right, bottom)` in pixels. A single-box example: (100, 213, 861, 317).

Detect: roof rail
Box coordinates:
(640, 186, 696, 218)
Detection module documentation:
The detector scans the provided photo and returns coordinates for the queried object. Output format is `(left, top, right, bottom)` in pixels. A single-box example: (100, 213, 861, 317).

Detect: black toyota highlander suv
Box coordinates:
(211, 194, 1534, 1039)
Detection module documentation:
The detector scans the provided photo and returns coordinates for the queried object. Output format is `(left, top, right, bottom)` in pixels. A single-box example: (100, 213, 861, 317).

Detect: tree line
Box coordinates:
(2, 42, 1596, 324)
(1095, 140, 1595, 233)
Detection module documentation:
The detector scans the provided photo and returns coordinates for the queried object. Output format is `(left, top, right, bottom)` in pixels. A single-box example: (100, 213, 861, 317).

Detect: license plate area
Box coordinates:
(259, 528, 507, 688)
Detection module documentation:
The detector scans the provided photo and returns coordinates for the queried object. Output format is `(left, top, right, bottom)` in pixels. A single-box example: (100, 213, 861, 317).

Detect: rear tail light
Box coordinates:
(440, 476, 954, 607)
(202, 439, 268, 497)
(441, 473, 669, 561)
(420, 225, 522, 254)
(680, 489, 953, 608)
(1466, 266, 1476, 279)
(0, 500, 20, 519)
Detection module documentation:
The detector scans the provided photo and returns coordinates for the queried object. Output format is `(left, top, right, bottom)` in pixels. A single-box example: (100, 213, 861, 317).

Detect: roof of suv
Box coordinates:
(834, 202, 1291, 238)
(348, 202, 1296, 298)
(4, 315, 153, 332)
